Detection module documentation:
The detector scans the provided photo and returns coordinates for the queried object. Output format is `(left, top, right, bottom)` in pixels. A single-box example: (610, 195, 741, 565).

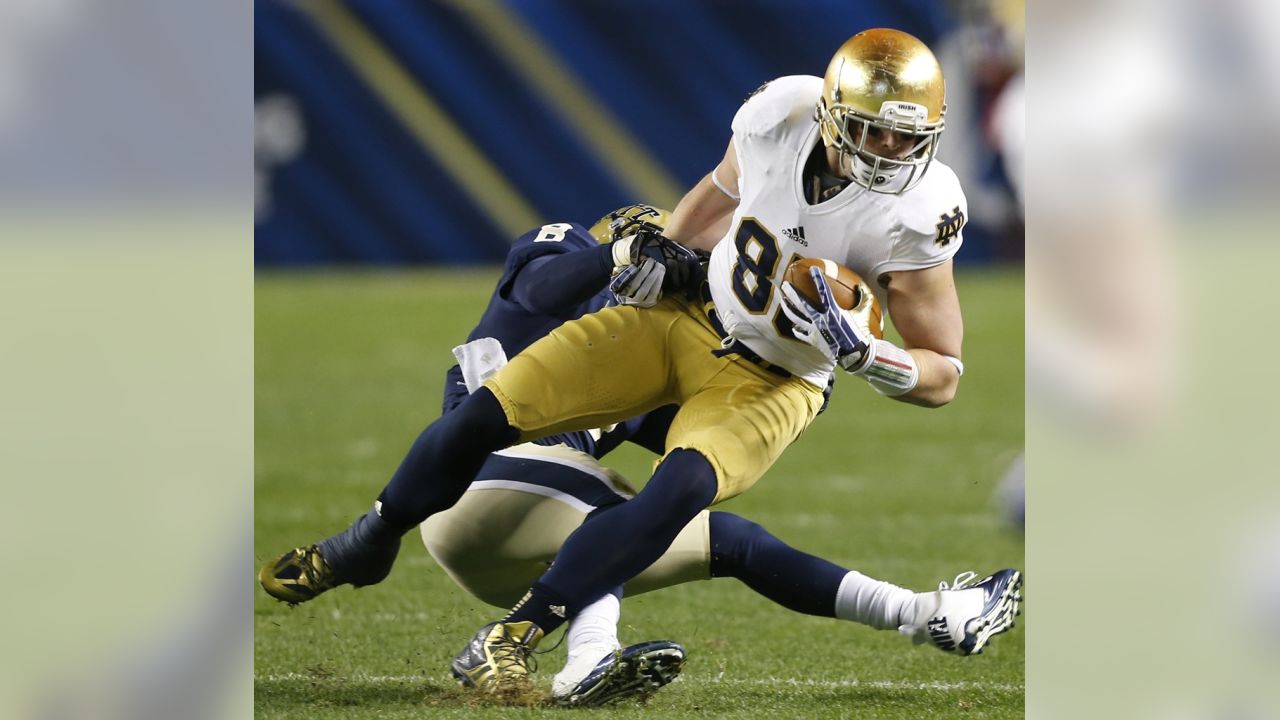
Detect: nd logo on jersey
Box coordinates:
(934, 206, 965, 247)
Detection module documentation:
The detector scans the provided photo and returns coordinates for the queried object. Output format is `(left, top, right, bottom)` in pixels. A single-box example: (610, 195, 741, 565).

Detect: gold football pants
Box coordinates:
(484, 297, 823, 501)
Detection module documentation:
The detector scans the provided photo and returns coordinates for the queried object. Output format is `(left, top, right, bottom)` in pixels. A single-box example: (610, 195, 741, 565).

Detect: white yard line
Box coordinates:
(256, 672, 1022, 692)
(703, 676, 1022, 692)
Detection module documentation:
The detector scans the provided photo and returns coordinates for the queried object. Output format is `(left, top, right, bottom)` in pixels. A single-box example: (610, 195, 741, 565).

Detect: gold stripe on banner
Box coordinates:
(297, 0, 542, 240)
(440, 0, 684, 209)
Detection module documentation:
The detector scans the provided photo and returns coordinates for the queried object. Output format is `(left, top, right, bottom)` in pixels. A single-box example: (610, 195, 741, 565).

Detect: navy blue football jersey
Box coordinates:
(443, 221, 673, 458)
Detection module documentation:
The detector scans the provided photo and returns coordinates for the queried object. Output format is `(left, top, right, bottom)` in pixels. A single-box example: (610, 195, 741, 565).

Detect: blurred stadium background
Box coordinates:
(254, 0, 1024, 266)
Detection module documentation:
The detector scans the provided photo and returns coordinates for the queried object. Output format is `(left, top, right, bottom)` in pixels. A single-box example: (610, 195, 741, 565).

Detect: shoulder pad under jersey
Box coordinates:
(731, 75, 824, 139)
(882, 162, 969, 274)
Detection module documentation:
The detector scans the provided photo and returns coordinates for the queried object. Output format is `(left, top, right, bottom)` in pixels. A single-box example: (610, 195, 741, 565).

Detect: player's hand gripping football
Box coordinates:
(609, 227, 704, 303)
(780, 266, 873, 372)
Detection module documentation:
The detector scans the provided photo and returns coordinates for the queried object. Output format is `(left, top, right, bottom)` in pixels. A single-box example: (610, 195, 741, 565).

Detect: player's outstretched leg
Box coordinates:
(259, 389, 519, 604)
(708, 512, 1023, 655)
(898, 569, 1024, 655)
(552, 640, 687, 707)
(450, 449, 718, 691)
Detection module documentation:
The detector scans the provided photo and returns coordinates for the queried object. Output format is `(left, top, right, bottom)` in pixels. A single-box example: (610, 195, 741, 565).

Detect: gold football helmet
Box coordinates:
(587, 203, 672, 244)
(817, 29, 946, 194)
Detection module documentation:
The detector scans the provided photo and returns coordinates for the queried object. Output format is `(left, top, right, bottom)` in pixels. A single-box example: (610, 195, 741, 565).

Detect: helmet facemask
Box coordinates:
(817, 98, 944, 195)
(817, 29, 949, 195)
(588, 203, 672, 244)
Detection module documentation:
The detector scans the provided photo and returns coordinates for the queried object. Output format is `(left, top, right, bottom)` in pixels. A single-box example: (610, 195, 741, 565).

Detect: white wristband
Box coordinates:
(857, 339, 920, 397)
(610, 235, 635, 268)
(711, 166, 740, 200)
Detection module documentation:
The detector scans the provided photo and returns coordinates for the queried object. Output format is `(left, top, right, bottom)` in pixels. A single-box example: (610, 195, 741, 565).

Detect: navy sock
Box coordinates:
(316, 509, 401, 586)
(504, 582, 625, 629)
(504, 581, 571, 628)
(507, 449, 718, 633)
(708, 511, 849, 618)
(375, 388, 519, 532)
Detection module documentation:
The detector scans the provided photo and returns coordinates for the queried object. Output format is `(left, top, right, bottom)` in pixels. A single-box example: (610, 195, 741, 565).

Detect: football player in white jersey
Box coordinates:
(258, 28, 1021, 696)
(668, 29, 969, 408)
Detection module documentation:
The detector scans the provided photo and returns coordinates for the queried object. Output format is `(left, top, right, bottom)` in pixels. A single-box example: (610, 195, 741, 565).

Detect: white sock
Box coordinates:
(565, 594, 621, 656)
(834, 571, 919, 630)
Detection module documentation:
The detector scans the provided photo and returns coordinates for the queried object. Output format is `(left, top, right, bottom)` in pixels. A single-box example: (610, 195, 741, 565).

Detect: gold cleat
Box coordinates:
(450, 621, 545, 695)
(258, 545, 338, 605)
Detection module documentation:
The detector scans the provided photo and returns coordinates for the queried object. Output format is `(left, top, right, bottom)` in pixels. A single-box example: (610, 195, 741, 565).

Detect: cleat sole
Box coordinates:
(961, 570, 1023, 656)
(559, 642, 685, 707)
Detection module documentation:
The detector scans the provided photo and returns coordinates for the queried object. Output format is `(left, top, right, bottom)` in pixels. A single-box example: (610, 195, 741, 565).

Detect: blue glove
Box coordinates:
(779, 266, 873, 372)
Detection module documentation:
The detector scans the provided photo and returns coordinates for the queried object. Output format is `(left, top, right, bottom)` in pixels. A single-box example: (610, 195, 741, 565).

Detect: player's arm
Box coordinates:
(509, 229, 690, 314)
(781, 261, 963, 407)
(506, 245, 616, 317)
(665, 140, 740, 252)
(880, 260, 964, 408)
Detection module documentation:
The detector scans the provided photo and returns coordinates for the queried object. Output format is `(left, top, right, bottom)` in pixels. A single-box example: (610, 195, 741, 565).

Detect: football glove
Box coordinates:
(779, 266, 873, 372)
(817, 373, 835, 416)
(609, 257, 666, 307)
(611, 228, 703, 298)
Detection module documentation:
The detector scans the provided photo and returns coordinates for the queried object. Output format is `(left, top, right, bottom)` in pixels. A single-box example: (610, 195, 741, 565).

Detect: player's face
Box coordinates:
(854, 125, 922, 161)
(827, 124, 929, 179)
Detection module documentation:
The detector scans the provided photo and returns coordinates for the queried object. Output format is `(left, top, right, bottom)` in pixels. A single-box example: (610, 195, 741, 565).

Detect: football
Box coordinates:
(783, 257, 884, 339)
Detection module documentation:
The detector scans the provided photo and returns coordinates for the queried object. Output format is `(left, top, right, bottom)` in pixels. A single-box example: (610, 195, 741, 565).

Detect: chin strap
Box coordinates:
(849, 152, 901, 189)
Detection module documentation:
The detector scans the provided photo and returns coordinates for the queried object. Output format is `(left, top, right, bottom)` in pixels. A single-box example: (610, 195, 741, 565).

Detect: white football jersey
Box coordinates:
(707, 75, 968, 386)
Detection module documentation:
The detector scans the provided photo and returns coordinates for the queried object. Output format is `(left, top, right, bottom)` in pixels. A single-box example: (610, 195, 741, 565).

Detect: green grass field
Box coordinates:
(254, 267, 1025, 719)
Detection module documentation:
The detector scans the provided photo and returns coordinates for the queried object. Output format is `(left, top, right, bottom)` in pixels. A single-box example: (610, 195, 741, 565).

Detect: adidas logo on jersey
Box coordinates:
(782, 226, 807, 246)
(927, 617, 956, 652)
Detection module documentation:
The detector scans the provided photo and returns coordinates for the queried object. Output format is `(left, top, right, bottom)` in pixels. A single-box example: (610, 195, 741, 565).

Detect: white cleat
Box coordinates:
(551, 642, 619, 701)
(552, 640, 686, 707)
(900, 569, 1023, 656)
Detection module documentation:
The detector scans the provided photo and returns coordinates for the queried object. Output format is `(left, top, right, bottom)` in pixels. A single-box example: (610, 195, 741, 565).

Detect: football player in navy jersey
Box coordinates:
(427, 205, 692, 704)
(262, 203, 1020, 705)
(262, 204, 696, 704)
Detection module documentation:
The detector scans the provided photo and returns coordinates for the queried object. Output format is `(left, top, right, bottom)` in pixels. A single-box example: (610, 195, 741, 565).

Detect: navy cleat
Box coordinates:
(552, 640, 686, 707)
(258, 510, 400, 605)
(900, 569, 1023, 656)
